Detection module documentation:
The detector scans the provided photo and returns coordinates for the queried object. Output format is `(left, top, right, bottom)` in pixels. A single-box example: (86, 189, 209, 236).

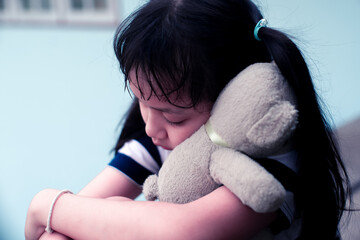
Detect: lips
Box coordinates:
(152, 139, 172, 150)
(160, 145, 172, 150)
(156, 144, 172, 150)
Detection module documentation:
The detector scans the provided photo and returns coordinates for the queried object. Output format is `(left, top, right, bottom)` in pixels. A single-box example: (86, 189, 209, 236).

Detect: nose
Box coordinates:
(144, 109, 167, 140)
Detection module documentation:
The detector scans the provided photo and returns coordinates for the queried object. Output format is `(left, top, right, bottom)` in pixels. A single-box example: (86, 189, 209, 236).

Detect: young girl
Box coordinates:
(25, 0, 351, 239)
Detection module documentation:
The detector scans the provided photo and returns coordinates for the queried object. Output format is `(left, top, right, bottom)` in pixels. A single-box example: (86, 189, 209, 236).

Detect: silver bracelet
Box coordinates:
(45, 189, 73, 233)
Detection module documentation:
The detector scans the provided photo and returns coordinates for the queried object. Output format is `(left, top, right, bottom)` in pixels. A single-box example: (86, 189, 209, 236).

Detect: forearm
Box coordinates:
(57, 196, 181, 240)
(77, 166, 142, 199)
(39, 232, 71, 240)
(26, 187, 276, 240)
(28, 167, 140, 240)
(26, 189, 183, 240)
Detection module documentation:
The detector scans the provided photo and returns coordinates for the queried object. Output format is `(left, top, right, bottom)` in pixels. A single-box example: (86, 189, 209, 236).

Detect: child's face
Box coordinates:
(129, 70, 212, 150)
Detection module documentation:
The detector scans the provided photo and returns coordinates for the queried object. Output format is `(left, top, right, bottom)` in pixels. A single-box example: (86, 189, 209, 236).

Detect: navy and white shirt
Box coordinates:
(109, 135, 171, 186)
(109, 134, 302, 239)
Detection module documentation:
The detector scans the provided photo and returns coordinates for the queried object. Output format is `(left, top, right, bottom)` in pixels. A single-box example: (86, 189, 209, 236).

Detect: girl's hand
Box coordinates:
(25, 189, 61, 240)
(39, 232, 72, 240)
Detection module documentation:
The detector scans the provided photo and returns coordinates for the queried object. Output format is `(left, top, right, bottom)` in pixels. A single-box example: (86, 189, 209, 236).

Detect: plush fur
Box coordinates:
(143, 62, 298, 214)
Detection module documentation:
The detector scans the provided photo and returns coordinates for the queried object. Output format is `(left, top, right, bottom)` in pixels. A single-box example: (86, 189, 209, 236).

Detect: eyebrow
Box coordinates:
(151, 105, 178, 113)
(129, 82, 188, 114)
(138, 98, 184, 114)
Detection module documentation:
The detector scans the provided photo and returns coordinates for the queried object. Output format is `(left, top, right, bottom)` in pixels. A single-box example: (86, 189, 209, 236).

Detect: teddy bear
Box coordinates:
(143, 62, 298, 214)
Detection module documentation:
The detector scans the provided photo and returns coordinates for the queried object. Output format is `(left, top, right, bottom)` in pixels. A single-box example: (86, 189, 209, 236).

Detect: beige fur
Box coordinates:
(143, 62, 298, 215)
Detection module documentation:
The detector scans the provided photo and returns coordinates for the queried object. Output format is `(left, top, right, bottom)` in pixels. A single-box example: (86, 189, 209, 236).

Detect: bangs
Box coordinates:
(113, 3, 203, 108)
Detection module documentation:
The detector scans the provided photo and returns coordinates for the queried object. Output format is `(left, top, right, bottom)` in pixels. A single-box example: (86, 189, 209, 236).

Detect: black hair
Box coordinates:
(114, 99, 145, 152)
(113, 0, 351, 238)
(113, 0, 271, 107)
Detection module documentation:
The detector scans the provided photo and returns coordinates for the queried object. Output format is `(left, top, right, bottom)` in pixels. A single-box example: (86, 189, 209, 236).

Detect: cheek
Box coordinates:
(169, 114, 211, 147)
(169, 129, 193, 148)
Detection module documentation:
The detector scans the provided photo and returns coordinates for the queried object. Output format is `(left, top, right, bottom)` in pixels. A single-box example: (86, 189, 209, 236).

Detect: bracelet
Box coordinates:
(45, 189, 73, 233)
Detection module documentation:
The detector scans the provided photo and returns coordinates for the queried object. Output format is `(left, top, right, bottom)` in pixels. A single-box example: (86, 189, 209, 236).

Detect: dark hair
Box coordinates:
(113, 0, 351, 238)
(114, 99, 145, 151)
(113, 0, 270, 107)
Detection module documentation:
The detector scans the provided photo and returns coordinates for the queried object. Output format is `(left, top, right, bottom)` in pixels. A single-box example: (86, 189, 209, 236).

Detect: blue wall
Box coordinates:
(0, 26, 132, 239)
(0, 0, 359, 239)
(261, 0, 360, 126)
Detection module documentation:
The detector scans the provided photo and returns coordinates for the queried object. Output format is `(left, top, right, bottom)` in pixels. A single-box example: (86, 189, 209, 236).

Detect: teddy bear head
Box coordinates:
(207, 62, 298, 158)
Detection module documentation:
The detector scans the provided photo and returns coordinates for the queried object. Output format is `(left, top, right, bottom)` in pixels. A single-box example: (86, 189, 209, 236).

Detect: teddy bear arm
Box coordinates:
(143, 174, 159, 201)
(209, 148, 286, 213)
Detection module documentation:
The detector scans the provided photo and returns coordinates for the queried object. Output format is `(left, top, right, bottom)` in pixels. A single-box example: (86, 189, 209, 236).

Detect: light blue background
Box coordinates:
(1, 1, 359, 239)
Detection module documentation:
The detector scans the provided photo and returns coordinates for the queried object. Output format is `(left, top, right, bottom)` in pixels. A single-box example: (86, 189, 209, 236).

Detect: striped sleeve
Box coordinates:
(109, 135, 165, 185)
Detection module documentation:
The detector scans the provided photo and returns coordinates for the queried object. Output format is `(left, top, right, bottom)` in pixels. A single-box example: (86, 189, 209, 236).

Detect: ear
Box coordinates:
(246, 101, 298, 149)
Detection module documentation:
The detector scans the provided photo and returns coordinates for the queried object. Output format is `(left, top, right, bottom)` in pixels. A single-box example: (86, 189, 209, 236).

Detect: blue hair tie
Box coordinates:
(254, 18, 268, 41)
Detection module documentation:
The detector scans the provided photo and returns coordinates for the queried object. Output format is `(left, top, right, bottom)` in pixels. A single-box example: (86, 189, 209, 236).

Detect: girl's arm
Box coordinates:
(77, 166, 142, 199)
(26, 186, 277, 240)
(35, 166, 142, 239)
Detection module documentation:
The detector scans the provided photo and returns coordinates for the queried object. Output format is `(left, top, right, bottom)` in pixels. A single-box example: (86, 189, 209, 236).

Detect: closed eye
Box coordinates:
(164, 118, 185, 126)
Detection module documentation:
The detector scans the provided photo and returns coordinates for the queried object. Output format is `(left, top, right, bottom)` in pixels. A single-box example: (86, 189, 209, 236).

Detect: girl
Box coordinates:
(25, 0, 351, 239)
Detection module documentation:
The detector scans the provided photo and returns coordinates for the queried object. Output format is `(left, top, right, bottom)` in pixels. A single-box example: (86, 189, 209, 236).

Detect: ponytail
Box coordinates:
(259, 26, 351, 239)
(114, 99, 145, 153)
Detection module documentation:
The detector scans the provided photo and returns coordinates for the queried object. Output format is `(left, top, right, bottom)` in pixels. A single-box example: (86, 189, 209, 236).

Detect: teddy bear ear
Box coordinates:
(246, 101, 298, 149)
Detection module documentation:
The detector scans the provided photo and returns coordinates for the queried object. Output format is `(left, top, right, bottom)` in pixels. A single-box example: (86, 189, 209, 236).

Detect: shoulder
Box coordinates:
(109, 135, 171, 185)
